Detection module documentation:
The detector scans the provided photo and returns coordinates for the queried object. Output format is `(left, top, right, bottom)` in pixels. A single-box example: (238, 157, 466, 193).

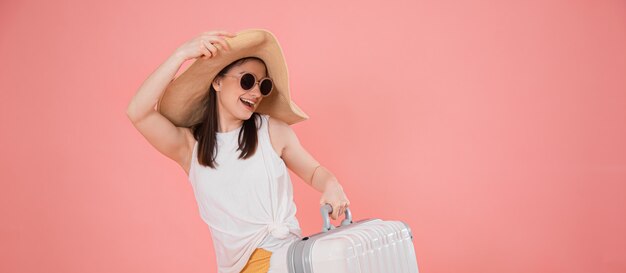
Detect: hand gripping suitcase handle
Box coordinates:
(320, 203, 353, 232)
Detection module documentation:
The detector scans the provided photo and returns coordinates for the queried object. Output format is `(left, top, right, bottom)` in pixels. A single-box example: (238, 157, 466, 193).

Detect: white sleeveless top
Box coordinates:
(187, 114, 302, 273)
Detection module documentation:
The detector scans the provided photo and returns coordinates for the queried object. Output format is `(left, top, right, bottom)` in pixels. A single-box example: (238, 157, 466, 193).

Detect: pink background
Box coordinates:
(2, 0, 625, 272)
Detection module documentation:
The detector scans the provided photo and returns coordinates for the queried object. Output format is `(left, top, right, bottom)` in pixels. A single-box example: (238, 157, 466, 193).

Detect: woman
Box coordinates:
(126, 29, 350, 273)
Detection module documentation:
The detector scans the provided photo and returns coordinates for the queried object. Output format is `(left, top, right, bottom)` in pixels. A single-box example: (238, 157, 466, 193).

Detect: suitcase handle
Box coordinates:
(320, 203, 353, 232)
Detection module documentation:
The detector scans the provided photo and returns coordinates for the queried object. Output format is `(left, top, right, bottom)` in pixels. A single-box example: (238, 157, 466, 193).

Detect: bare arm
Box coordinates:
(126, 31, 235, 171)
(127, 30, 234, 120)
(269, 116, 334, 192)
(270, 116, 350, 220)
(126, 52, 186, 121)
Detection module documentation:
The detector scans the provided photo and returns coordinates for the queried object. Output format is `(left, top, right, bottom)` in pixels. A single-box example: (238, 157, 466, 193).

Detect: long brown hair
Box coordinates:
(190, 57, 265, 169)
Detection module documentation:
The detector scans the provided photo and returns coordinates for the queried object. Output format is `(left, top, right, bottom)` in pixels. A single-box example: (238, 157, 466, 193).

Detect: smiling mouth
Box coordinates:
(240, 98, 254, 110)
(240, 98, 255, 107)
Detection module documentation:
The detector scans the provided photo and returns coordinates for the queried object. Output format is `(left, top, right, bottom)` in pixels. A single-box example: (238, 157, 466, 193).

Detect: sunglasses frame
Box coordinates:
(222, 72, 274, 97)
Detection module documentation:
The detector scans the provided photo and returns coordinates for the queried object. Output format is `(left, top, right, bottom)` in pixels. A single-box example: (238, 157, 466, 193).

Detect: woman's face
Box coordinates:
(213, 59, 268, 122)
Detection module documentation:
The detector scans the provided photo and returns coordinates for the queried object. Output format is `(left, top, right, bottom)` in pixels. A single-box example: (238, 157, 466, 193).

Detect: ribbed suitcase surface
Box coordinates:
(286, 204, 419, 273)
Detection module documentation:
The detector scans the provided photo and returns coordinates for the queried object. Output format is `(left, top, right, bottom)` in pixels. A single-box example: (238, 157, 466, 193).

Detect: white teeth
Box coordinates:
(241, 98, 255, 106)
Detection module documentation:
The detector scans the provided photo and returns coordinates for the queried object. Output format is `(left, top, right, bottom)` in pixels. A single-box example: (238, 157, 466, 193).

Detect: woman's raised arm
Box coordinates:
(126, 31, 235, 170)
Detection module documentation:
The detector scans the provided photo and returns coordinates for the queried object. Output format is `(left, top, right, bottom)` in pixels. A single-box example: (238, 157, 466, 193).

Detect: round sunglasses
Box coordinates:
(222, 72, 273, 96)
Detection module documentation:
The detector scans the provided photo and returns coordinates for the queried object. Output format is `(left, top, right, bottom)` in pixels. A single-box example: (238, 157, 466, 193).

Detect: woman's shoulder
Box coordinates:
(265, 115, 292, 157)
(266, 114, 291, 131)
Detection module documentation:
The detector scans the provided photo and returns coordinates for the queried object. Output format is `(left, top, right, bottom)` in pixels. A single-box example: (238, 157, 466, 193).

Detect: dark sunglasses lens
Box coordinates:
(260, 79, 273, 95)
(240, 73, 255, 90)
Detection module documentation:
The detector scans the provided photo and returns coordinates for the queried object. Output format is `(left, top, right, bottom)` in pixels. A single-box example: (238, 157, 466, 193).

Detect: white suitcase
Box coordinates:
(286, 204, 419, 273)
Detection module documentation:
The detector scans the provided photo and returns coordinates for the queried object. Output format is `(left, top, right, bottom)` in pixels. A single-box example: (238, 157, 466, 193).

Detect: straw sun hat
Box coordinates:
(156, 28, 309, 127)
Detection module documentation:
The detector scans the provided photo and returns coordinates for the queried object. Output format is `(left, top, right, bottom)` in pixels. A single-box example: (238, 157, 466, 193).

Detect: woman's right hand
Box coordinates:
(174, 30, 237, 61)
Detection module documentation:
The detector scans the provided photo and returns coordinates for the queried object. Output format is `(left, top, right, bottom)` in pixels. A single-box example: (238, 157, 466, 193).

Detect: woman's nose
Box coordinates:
(249, 84, 263, 97)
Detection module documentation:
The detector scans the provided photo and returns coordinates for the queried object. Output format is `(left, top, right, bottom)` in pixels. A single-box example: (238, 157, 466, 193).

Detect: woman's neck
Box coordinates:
(217, 115, 244, 133)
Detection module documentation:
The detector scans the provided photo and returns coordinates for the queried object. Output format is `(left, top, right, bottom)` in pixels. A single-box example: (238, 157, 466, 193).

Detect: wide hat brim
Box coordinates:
(156, 28, 309, 127)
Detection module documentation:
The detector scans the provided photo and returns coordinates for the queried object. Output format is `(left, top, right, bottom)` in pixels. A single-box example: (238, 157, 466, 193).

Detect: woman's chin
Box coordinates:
(236, 110, 254, 120)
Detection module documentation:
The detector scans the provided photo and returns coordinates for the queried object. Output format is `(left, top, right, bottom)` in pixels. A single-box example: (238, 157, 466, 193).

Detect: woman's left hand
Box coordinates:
(320, 182, 351, 220)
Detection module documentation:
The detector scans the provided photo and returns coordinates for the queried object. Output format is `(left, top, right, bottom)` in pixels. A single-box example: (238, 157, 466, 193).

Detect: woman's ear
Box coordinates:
(212, 77, 222, 91)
